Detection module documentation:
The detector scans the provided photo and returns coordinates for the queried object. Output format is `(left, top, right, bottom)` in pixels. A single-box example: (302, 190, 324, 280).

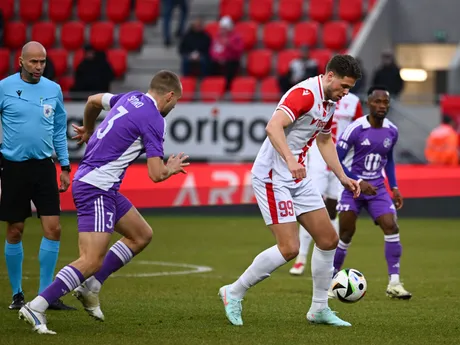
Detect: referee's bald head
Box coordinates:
(19, 41, 47, 83)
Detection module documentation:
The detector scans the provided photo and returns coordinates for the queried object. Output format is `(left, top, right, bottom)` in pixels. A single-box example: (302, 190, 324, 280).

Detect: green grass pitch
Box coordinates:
(0, 215, 459, 344)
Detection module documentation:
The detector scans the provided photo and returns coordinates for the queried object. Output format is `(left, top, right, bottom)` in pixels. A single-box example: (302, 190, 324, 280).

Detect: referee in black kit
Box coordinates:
(0, 41, 75, 310)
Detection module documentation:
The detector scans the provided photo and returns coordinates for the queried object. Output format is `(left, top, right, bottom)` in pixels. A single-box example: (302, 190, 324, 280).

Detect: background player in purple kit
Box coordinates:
(332, 85, 412, 300)
(18, 70, 190, 334)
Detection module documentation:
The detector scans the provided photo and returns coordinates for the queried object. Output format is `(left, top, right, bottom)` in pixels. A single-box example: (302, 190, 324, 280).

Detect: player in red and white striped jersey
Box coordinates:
(290, 92, 363, 275)
(218, 55, 362, 327)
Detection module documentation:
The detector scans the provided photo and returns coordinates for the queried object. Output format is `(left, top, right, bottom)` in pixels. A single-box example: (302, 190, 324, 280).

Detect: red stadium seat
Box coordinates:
(61, 22, 85, 51)
(58, 76, 74, 93)
(14, 50, 22, 69)
(249, 0, 273, 23)
(277, 49, 301, 75)
(73, 49, 85, 70)
(5, 22, 27, 49)
(180, 77, 196, 102)
(107, 0, 131, 23)
(199, 77, 226, 102)
(107, 49, 127, 77)
(0, 49, 10, 76)
(441, 95, 460, 116)
(230, 77, 257, 102)
(308, 0, 333, 23)
(263, 21, 287, 51)
(90, 22, 115, 51)
(323, 21, 348, 50)
(293, 22, 319, 48)
(260, 77, 281, 102)
(135, 0, 160, 23)
(234, 21, 258, 51)
(279, 0, 303, 23)
(20, 0, 43, 22)
(48, 0, 73, 22)
(247, 49, 272, 78)
(352, 22, 363, 38)
(0, 0, 15, 20)
(78, 0, 102, 22)
(310, 49, 333, 73)
(368, 0, 378, 11)
(339, 0, 363, 22)
(47, 49, 68, 77)
(204, 21, 219, 38)
(119, 22, 144, 51)
(219, 0, 244, 22)
(31, 22, 56, 49)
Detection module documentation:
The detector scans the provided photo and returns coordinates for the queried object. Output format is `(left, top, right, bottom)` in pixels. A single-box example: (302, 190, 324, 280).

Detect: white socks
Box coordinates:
(297, 225, 312, 263)
(310, 245, 335, 312)
(229, 245, 287, 299)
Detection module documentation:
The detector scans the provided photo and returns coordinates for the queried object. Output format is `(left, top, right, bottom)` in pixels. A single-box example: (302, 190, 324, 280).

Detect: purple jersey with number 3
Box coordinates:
(74, 91, 166, 191)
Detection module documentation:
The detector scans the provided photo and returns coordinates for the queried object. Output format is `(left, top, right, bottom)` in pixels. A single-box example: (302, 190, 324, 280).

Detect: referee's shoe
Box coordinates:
(9, 292, 76, 310)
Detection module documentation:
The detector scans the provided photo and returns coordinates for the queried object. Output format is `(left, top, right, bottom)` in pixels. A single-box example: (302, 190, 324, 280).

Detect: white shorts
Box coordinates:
(252, 175, 325, 226)
(309, 168, 343, 200)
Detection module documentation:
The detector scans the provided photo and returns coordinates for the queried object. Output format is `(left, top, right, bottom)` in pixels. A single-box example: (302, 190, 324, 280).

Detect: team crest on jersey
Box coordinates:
(43, 104, 54, 118)
(383, 138, 392, 148)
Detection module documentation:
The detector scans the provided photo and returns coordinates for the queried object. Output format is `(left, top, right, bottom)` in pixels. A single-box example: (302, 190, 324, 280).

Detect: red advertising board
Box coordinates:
(57, 163, 460, 211)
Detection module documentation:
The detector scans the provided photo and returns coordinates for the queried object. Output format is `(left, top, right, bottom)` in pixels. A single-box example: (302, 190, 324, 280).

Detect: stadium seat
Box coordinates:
(323, 21, 348, 50)
(249, 0, 273, 23)
(119, 22, 144, 51)
(73, 49, 85, 71)
(293, 22, 319, 48)
(204, 21, 219, 38)
(230, 77, 257, 103)
(107, 0, 131, 23)
(61, 22, 85, 51)
(47, 49, 69, 77)
(31, 22, 56, 49)
(135, 0, 160, 23)
(277, 49, 301, 76)
(260, 77, 281, 102)
(5, 22, 27, 50)
(0, 49, 10, 76)
(352, 22, 363, 38)
(247, 49, 272, 78)
(90, 22, 115, 51)
(368, 0, 378, 11)
(199, 77, 226, 102)
(279, 0, 303, 23)
(14, 50, 22, 69)
(107, 49, 127, 77)
(441, 95, 460, 116)
(20, 0, 43, 22)
(339, 0, 363, 22)
(78, 0, 102, 22)
(58, 76, 74, 93)
(263, 21, 288, 51)
(180, 77, 197, 102)
(308, 0, 333, 23)
(235, 21, 258, 51)
(0, 0, 15, 20)
(48, 0, 73, 22)
(310, 49, 333, 73)
(219, 0, 244, 22)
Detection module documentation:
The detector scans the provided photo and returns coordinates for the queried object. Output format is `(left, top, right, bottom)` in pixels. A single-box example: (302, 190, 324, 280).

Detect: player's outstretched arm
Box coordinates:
(266, 110, 306, 180)
(147, 153, 189, 183)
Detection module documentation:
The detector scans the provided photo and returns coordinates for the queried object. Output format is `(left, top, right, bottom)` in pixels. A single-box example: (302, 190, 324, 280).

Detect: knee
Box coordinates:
(43, 223, 61, 241)
(278, 242, 299, 261)
(7, 223, 24, 243)
(339, 228, 355, 244)
(141, 225, 153, 246)
(382, 222, 399, 236)
(317, 231, 339, 251)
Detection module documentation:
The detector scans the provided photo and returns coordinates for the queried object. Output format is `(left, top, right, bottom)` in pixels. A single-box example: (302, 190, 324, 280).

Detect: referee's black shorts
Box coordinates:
(0, 158, 60, 223)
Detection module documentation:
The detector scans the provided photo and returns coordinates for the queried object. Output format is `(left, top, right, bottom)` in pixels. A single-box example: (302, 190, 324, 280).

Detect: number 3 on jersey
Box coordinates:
(97, 106, 129, 139)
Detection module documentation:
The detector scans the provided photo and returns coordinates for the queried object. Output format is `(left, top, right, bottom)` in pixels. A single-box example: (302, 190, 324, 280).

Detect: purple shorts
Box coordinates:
(337, 183, 396, 221)
(72, 180, 133, 233)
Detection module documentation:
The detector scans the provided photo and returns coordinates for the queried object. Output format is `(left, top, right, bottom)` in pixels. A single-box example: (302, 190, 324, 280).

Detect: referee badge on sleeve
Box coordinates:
(43, 104, 54, 118)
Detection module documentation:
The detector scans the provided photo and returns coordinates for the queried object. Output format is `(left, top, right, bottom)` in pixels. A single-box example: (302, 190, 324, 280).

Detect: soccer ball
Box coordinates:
(331, 268, 367, 303)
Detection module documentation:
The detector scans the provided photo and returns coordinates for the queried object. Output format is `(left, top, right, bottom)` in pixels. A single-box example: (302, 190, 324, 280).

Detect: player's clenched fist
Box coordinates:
(286, 156, 306, 180)
(339, 176, 361, 198)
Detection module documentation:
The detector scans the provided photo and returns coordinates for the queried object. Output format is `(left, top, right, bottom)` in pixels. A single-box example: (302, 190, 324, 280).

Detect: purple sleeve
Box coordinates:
(140, 117, 166, 159)
(109, 93, 125, 108)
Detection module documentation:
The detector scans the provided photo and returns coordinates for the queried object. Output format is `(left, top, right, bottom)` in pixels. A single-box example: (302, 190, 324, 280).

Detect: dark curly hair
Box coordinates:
(326, 55, 362, 80)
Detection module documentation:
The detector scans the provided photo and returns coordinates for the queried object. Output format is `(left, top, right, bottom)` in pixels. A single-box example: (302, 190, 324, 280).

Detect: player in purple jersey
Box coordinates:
(331, 85, 412, 300)
(19, 70, 190, 334)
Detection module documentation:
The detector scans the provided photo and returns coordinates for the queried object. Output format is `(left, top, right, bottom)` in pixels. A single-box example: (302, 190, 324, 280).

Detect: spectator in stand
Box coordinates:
(372, 51, 404, 99)
(278, 46, 319, 93)
(43, 58, 55, 81)
(210, 16, 244, 90)
(425, 115, 459, 166)
(71, 46, 114, 101)
(162, 0, 189, 47)
(350, 58, 366, 96)
(178, 18, 211, 77)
